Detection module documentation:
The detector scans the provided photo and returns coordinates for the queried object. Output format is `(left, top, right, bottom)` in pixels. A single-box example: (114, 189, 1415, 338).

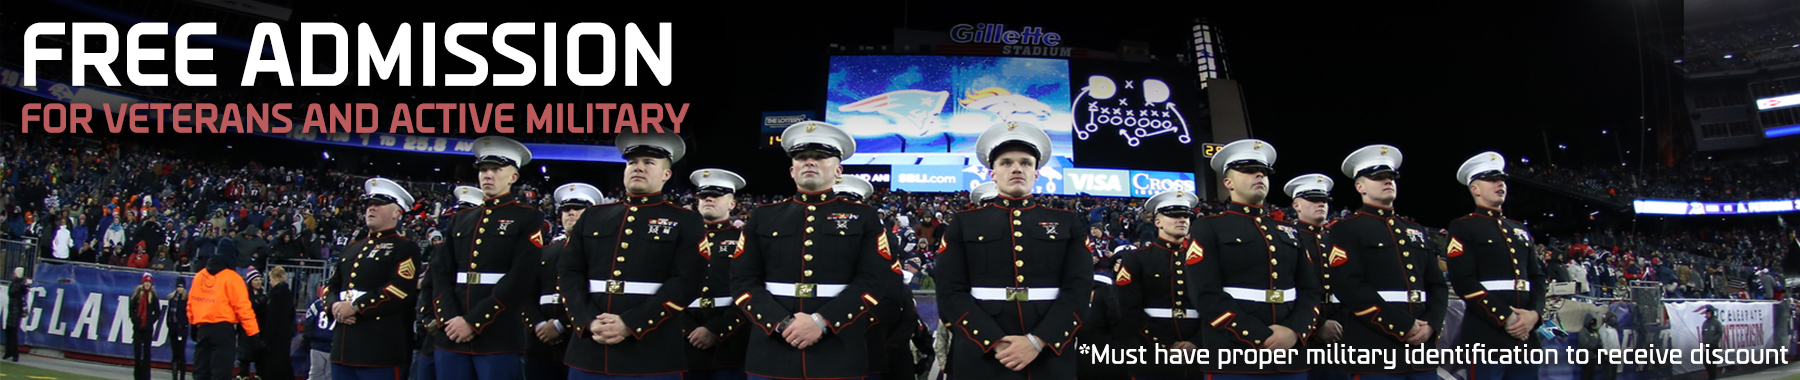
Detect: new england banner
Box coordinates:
(1, 262, 195, 361)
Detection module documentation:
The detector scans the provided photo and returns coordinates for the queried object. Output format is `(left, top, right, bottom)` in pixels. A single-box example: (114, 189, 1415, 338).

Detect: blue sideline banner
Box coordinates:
(5, 262, 194, 361)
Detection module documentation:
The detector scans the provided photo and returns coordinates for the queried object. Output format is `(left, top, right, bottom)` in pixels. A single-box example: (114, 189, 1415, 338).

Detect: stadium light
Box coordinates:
(541, 165, 548, 173)
(1557, 144, 1567, 150)
(1674, 59, 1683, 64)
(1724, 54, 1734, 59)
(322, 151, 331, 160)
(1520, 157, 1529, 163)
(1601, 129, 1607, 135)
(434, 168, 441, 172)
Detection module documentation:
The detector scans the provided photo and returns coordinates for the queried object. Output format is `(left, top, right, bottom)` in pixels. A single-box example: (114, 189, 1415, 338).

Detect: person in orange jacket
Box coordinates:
(189, 245, 260, 380)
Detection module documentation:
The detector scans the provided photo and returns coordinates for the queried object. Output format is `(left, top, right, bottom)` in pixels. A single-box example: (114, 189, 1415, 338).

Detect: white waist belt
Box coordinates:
(1377, 290, 1428, 303)
(588, 280, 663, 295)
(1224, 287, 1297, 303)
(1479, 279, 1532, 292)
(1145, 308, 1200, 319)
(970, 287, 1060, 301)
(339, 290, 367, 302)
(766, 282, 847, 298)
(538, 294, 562, 305)
(688, 296, 734, 308)
(456, 272, 505, 285)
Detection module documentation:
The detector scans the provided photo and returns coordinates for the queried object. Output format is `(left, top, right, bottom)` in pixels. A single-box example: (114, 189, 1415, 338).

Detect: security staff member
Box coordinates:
(1115, 190, 1206, 380)
(431, 136, 549, 380)
(524, 183, 601, 380)
(1284, 174, 1345, 380)
(190, 247, 260, 380)
(935, 122, 1088, 380)
(730, 121, 898, 380)
(1189, 139, 1320, 378)
(684, 169, 750, 380)
(560, 133, 706, 380)
(1321, 145, 1447, 380)
(835, 175, 918, 380)
(1446, 152, 1545, 380)
(329, 178, 423, 380)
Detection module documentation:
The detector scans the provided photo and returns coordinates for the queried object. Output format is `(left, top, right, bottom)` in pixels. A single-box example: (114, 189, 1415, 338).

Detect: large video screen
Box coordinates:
(1068, 60, 1203, 171)
(826, 55, 1073, 162)
(1633, 198, 1800, 215)
(891, 163, 1194, 198)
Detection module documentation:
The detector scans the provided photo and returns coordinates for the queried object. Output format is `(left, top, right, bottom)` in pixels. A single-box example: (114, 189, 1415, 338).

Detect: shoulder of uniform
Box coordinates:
(1199, 213, 1229, 220)
(755, 199, 792, 209)
(955, 205, 994, 216)
(1451, 214, 1482, 223)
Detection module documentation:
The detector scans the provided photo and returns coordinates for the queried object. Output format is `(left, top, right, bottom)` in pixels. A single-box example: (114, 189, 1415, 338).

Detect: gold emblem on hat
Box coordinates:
(1380, 146, 1390, 155)
(1315, 177, 1324, 183)
(1489, 153, 1498, 161)
(805, 123, 818, 132)
(1007, 122, 1017, 131)
(1253, 141, 1263, 150)
(702, 170, 712, 177)
(835, 177, 843, 184)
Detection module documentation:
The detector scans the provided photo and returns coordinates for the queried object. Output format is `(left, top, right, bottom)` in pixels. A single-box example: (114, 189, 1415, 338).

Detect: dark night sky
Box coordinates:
(10, 1, 1687, 232)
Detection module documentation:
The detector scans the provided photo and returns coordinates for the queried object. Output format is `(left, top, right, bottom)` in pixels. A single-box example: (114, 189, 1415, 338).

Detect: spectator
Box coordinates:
(4, 267, 29, 362)
(252, 267, 295, 380)
(51, 217, 72, 259)
(129, 273, 162, 380)
(169, 282, 191, 380)
(302, 292, 333, 380)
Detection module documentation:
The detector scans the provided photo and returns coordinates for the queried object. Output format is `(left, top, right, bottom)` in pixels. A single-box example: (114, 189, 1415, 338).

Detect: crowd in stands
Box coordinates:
(1538, 225, 1794, 300)
(1682, 7, 1800, 74)
(1517, 153, 1800, 202)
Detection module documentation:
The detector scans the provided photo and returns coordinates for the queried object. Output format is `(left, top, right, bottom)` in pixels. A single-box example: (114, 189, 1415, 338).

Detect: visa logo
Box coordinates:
(1068, 172, 1123, 192)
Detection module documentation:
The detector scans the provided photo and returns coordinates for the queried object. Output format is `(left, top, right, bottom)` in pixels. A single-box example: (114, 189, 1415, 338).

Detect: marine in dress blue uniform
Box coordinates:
(1320, 145, 1446, 380)
(1115, 190, 1206, 380)
(1188, 140, 1320, 380)
(522, 183, 602, 380)
(935, 122, 1089, 380)
(329, 178, 422, 380)
(560, 133, 706, 380)
(730, 122, 900, 380)
(1283, 174, 1348, 380)
(431, 136, 549, 380)
(684, 169, 750, 380)
(1445, 152, 1545, 380)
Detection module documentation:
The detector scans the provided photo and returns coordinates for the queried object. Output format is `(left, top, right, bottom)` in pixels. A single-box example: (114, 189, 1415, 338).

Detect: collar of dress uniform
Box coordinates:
(1156, 236, 1188, 251)
(705, 220, 734, 231)
(1298, 220, 1324, 233)
(368, 228, 398, 240)
(1359, 203, 1396, 218)
(995, 194, 1034, 209)
(1475, 205, 1505, 219)
(483, 192, 517, 207)
(793, 189, 835, 204)
(1228, 201, 1266, 217)
(624, 192, 665, 206)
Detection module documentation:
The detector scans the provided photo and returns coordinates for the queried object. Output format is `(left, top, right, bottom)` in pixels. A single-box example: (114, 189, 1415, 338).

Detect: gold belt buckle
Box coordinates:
(699, 297, 715, 308)
(1005, 287, 1029, 302)
(795, 283, 817, 298)
(1266, 289, 1286, 303)
(1407, 290, 1425, 304)
(1171, 308, 1188, 319)
(606, 280, 625, 295)
(1515, 280, 1529, 292)
(464, 271, 479, 284)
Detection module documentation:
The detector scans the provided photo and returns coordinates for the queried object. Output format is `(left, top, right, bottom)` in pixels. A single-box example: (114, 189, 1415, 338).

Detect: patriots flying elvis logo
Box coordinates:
(837, 89, 949, 135)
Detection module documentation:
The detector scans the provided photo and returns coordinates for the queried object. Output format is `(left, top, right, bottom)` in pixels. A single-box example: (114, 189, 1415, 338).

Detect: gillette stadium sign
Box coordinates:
(949, 23, 1072, 57)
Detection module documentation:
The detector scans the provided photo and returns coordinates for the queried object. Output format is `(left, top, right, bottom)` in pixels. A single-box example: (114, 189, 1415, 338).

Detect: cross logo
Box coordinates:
(1043, 224, 1058, 235)
(836, 220, 850, 230)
